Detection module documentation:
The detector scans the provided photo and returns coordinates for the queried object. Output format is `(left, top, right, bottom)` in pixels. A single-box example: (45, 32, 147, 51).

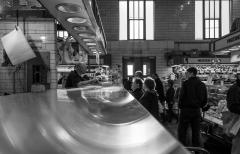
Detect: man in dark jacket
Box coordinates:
(178, 67, 207, 147)
(65, 63, 98, 88)
(131, 78, 144, 101)
(140, 77, 159, 120)
(226, 73, 240, 154)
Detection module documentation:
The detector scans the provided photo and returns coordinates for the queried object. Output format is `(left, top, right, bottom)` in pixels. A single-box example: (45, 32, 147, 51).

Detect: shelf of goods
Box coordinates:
(202, 84, 232, 144)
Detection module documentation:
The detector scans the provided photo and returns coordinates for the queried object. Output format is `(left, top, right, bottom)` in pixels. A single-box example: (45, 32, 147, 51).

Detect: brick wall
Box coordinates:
(0, 19, 57, 93)
(232, 0, 240, 21)
(155, 0, 195, 41)
(97, 0, 119, 41)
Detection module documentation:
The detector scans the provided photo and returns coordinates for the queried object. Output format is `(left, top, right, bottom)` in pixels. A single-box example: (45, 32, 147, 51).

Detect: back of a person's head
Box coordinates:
(135, 71, 143, 78)
(144, 77, 156, 90)
(134, 78, 143, 89)
(168, 80, 174, 87)
(187, 67, 198, 76)
(153, 73, 159, 78)
(74, 63, 87, 74)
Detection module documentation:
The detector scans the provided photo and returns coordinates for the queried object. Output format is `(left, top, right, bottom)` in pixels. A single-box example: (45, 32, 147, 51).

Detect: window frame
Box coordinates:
(119, 0, 154, 40)
(203, 0, 221, 39)
(127, 0, 146, 40)
(202, 0, 231, 40)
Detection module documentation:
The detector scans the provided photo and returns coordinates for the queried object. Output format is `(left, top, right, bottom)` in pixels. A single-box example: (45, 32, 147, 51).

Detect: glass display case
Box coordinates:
(204, 85, 231, 126)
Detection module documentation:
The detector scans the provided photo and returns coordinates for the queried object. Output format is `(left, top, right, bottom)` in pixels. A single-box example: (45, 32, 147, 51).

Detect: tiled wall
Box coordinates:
(0, 19, 57, 93)
(107, 41, 174, 77)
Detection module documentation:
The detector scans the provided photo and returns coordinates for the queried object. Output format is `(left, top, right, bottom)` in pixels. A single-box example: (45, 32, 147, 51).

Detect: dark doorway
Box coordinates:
(122, 56, 156, 79)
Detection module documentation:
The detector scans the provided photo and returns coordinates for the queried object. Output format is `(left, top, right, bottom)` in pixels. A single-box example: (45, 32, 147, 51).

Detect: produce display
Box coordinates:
(205, 85, 230, 124)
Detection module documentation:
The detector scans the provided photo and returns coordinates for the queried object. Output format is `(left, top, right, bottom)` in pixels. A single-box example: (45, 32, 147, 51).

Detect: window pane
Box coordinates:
(119, 1, 128, 40)
(127, 65, 133, 76)
(205, 28, 209, 38)
(143, 65, 147, 76)
(215, 0, 219, 18)
(222, 0, 230, 36)
(139, 1, 144, 19)
(210, 20, 215, 38)
(215, 20, 219, 38)
(134, 20, 139, 39)
(205, 20, 209, 28)
(205, 20, 210, 38)
(210, 0, 214, 18)
(130, 20, 134, 39)
(195, 0, 203, 40)
(140, 20, 144, 39)
(129, 1, 134, 19)
(134, 1, 139, 19)
(205, 0, 209, 18)
(146, 1, 154, 40)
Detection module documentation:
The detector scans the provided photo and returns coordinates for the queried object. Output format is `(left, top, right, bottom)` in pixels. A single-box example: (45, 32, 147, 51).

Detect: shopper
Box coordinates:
(166, 80, 178, 123)
(135, 70, 144, 80)
(131, 78, 144, 101)
(178, 67, 207, 147)
(65, 63, 98, 88)
(226, 73, 240, 154)
(140, 77, 159, 120)
(152, 73, 166, 122)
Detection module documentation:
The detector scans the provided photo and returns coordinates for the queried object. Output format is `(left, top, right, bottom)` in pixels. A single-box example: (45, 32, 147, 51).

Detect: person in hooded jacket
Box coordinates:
(140, 77, 159, 120)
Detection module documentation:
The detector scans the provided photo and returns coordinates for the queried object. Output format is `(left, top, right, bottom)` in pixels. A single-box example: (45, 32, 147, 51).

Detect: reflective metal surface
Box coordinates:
(0, 85, 189, 154)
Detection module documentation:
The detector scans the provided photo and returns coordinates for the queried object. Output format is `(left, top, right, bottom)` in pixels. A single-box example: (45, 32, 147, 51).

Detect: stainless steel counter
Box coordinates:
(0, 85, 189, 154)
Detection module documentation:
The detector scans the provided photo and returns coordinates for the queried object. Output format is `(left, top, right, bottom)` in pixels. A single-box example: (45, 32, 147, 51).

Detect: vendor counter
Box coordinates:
(0, 85, 189, 154)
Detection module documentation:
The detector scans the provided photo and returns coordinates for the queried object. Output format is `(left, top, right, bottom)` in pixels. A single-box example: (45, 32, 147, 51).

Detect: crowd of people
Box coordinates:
(64, 64, 240, 154)
(124, 67, 240, 154)
(123, 70, 177, 123)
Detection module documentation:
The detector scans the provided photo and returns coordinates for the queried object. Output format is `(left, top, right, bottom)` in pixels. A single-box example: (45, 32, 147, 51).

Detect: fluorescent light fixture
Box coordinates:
(83, 38, 94, 42)
(73, 26, 87, 31)
(67, 17, 87, 24)
(86, 42, 96, 46)
(79, 33, 95, 38)
(229, 46, 240, 51)
(57, 3, 82, 13)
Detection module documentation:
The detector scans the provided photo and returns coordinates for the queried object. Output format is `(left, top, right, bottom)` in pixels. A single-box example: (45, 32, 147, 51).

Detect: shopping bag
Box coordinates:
(222, 111, 240, 137)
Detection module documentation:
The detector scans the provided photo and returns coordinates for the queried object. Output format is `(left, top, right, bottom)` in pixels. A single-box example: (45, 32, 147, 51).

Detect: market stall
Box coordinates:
(173, 57, 238, 146)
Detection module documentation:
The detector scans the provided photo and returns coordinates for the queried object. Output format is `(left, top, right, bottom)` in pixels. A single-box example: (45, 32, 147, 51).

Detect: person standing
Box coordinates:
(135, 70, 144, 80)
(65, 63, 98, 88)
(131, 78, 144, 101)
(140, 77, 159, 120)
(166, 80, 178, 123)
(178, 67, 207, 147)
(226, 73, 240, 154)
(152, 73, 166, 122)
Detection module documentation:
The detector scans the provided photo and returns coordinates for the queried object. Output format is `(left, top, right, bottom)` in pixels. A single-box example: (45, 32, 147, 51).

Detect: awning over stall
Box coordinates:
(212, 30, 240, 62)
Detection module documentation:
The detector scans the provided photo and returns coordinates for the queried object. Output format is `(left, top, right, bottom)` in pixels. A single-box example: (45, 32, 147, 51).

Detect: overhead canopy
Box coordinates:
(37, 0, 107, 55)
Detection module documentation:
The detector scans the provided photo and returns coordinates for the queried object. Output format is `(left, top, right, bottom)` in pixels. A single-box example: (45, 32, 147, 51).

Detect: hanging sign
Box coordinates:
(1, 26, 36, 65)
(185, 58, 230, 64)
(214, 31, 240, 51)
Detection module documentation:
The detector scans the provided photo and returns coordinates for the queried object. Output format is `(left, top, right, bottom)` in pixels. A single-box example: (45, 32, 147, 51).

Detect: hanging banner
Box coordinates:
(1, 26, 36, 65)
